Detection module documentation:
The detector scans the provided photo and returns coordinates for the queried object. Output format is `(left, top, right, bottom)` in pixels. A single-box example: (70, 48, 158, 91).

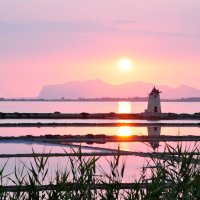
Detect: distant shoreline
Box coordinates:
(1, 97, 200, 102)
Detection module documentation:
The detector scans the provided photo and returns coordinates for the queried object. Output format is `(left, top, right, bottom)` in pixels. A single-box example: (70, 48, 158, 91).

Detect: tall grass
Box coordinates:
(0, 144, 200, 199)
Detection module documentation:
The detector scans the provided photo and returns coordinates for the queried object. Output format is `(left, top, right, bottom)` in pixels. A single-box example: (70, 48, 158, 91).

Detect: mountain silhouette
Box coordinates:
(38, 79, 200, 99)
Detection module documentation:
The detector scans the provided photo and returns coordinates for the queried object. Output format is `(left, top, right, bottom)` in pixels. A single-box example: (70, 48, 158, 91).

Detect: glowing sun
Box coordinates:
(118, 58, 132, 71)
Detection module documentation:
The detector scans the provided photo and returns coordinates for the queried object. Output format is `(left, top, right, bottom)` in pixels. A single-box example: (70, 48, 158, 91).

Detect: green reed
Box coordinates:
(1, 144, 200, 199)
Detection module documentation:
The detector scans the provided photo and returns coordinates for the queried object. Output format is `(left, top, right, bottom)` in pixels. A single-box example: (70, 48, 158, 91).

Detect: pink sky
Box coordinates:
(0, 0, 200, 97)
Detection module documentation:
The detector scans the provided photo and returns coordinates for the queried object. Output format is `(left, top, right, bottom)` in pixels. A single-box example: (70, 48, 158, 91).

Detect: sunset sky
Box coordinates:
(0, 0, 200, 97)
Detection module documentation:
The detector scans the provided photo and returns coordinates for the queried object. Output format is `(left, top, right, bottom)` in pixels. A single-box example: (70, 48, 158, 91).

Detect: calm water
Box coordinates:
(0, 101, 200, 182)
(0, 126, 199, 137)
(0, 101, 199, 151)
(0, 101, 200, 113)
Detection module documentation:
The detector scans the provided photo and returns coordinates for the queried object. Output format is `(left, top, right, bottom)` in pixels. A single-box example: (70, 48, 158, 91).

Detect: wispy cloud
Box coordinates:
(112, 19, 136, 25)
(0, 20, 198, 38)
(0, 21, 116, 34)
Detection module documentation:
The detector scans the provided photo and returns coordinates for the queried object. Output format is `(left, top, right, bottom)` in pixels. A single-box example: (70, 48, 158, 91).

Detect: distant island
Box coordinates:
(38, 79, 200, 100)
(1, 79, 200, 101)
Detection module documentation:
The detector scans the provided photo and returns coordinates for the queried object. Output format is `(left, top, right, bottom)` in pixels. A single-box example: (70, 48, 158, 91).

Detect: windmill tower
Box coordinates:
(145, 87, 162, 113)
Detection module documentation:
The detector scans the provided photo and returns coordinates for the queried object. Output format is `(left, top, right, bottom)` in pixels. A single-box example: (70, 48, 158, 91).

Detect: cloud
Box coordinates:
(0, 20, 199, 38)
(113, 19, 136, 25)
(0, 21, 116, 34)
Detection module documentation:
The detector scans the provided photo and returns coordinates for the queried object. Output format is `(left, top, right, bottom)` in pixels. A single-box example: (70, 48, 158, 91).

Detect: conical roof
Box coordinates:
(150, 87, 161, 95)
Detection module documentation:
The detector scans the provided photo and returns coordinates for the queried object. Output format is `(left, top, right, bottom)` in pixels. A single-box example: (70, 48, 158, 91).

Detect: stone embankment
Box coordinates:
(1, 134, 200, 143)
(0, 112, 200, 120)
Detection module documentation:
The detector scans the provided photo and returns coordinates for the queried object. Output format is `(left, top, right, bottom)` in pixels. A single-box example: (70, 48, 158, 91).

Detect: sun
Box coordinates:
(118, 58, 132, 71)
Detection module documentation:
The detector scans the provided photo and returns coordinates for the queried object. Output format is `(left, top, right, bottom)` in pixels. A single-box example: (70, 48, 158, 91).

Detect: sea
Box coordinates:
(0, 101, 200, 182)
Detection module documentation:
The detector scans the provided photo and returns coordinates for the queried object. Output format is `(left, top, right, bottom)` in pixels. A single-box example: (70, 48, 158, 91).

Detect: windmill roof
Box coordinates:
(150, 87, 161, 95)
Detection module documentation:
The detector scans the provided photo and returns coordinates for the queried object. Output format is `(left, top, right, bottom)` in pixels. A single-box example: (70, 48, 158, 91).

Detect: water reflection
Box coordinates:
(118, 126, 132, 137)
(117, 102, 133, 137)
(118, 125, 161, 150)
(147, 126, 161, 150)
(118, 102, 132, 113)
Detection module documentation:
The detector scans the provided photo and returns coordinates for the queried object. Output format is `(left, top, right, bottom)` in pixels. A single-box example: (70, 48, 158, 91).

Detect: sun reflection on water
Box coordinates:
(118, 102, 132, 113)
(118, 126, 132, 137)
(117, 102, 133, 137)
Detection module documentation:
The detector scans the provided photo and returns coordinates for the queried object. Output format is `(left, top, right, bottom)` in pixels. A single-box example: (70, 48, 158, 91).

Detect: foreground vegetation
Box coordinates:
(1, 145, 200, 199)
